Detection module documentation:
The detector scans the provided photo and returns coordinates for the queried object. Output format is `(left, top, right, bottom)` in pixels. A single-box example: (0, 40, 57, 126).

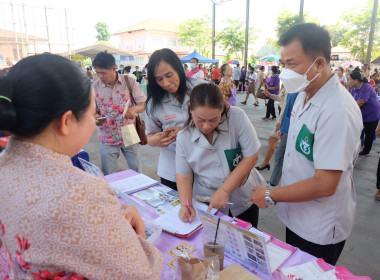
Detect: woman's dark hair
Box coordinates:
(146, 48, 188, 114)
(0, 53, 92, 137)
(185, 83, 228, 129)
(92, 51, 116, 70)
(350, 71, 368, 83)
(259, 66, 265, 71)
(220, 63, 229, 77)
(279, 23, 331, 64)
(271, 65, 278, 74)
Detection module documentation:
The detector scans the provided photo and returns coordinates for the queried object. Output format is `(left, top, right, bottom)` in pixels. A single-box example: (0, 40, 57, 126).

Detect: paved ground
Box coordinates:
(85, 92, 380, 278)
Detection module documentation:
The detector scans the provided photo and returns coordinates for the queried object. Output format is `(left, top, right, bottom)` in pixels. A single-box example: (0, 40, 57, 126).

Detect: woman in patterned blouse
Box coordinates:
(0, 53, 163, 280)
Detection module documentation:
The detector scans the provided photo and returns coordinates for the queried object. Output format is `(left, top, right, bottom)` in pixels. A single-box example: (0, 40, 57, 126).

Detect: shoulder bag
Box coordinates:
(124, 76, 148, 145)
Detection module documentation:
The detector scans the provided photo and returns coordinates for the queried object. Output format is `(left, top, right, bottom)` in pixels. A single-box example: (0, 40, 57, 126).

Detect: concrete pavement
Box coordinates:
(85, 91, 380, 278)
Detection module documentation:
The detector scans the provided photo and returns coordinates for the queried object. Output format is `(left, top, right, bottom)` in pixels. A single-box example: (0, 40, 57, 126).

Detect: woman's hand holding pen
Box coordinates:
(179, 203, 196, 223)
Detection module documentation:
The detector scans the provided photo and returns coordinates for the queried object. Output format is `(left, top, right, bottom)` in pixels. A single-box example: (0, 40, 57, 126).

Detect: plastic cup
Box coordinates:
(202, 228, 227, 271)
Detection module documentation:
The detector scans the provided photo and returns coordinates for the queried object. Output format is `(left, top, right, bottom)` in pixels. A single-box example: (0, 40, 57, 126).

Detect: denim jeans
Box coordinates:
(99, 143, 142, 175)
(269, 134, 288, 186)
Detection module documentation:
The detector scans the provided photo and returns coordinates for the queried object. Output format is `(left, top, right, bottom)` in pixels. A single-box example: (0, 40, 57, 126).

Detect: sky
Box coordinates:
(1, 0, 366, 53)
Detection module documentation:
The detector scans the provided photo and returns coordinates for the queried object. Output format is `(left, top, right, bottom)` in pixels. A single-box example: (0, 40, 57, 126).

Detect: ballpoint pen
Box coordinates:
(186, 197, 192, 224)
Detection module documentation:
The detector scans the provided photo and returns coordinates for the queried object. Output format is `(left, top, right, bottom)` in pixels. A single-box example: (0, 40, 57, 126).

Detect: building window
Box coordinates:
(150, 36, 163, 47)
(168, 38, 176, 46)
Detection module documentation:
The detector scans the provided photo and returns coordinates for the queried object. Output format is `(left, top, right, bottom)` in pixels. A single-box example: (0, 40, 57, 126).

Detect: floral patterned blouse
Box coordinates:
(219, 78, 236, 101)
(0, 138, 163, 279)
(93, 74, 147, 146)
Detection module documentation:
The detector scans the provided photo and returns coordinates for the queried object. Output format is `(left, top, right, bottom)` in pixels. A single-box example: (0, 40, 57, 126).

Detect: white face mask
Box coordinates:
(189, 63, 196, 69)
(279, 58, 320, 93)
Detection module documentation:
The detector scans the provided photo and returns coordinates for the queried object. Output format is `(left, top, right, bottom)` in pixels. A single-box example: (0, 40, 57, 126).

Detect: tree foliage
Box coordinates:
(257, 38, 280, 57)
(325, 23, 348, 47)
(216, 19, 257, 60)
(339, 1, 380, 61)
(178, 16, 212, 57)
(95, 22, 111, 42)
(276, 11, 319, 40)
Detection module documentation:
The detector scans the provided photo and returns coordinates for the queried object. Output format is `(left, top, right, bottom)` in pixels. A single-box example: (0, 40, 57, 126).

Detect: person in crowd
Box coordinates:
(337, 66, 347, 88)
(0, 53, 163, 279)
(233, 63, 241, 88)
(267, 91, 299, 187)
(211, 62, 221, 85)
(85, 65, 94, 82)
(145, 48, 205, 191)
(256, 65, 267, 106)
(92, 52, 145, 175)
(375, 122, 380, 200)
(362, 64, 370, 80)
(241, 66, 259, 106)
(133, 65, 143, 83)
(262, 65, 280, 120)
(199, 63, 208, 80)
(250, 23, 362, 266)
(176, 83, 263, 227)
(123, 65, 136, 80)
(186, 57, 205, 80)
(117, 64, 124, 74)
(256, 85, 287, 171)
(219, 63, 237, 106)
(183, 63, 189, 74)
(349, 71, 380, 156)
(238, 66, 247, 92)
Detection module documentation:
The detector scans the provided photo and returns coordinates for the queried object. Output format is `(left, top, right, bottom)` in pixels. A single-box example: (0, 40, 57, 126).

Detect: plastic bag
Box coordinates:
(171, 249, 220, 280)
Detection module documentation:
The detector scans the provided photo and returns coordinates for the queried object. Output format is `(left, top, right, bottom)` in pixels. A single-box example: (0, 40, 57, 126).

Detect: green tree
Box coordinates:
(178, 16, 212, 57)
(276, 11, 318, 40)
(257, 38, 280, 57)
(216, 19, 258, 60)
(325, 23, 348, 47)
(95, 22, 111, 42)
(339, 1, 380, 61)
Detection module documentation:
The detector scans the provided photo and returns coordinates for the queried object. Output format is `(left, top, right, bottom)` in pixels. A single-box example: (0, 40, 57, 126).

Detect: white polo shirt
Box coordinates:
(145, 78, 205, 182)
(176, 106, 263, 216)
(278, 74, 363, 245)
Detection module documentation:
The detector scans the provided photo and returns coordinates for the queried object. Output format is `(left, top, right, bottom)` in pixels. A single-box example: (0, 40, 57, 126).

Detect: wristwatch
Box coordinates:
(265, 188, 276, 206)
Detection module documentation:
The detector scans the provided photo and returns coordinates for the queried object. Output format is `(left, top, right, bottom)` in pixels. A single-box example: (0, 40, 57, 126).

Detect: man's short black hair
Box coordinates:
(92, 51, 116, 69)
(191, 57, 199, 63)
(123, 66, 131, 72)
(278, 23, 331, 63)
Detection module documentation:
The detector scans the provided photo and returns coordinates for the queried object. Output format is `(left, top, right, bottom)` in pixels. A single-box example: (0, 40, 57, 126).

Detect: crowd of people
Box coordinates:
(0, 22, 379, 279)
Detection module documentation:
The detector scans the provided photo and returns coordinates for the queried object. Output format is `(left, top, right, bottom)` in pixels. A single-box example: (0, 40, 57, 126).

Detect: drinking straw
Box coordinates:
(213, 217, 221, 251)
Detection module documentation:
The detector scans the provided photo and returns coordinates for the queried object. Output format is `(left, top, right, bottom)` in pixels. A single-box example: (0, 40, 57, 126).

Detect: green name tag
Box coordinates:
(295, 124, 314, 162)
(224, 146, 243, 172)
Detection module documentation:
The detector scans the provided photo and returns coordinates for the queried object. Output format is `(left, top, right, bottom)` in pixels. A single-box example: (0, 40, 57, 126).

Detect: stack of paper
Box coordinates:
(109, 173, 159, 194)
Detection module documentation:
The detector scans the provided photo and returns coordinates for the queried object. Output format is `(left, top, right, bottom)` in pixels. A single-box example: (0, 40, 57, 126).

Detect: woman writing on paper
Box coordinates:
(145, 48, 205, 190)
(176, 83, 265, 227)
(0, 54, 163, 279)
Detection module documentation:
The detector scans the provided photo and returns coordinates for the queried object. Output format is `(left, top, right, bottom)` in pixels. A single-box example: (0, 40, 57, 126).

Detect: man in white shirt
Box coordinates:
(250, 23, 362, 266)
(241, 66, 258, 106)
(233, 63, 241, 88)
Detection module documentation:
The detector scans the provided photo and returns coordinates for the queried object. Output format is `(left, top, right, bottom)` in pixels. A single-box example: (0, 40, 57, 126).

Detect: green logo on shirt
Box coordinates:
(296, 124, 314, 162)
(224, 145, 242, 171)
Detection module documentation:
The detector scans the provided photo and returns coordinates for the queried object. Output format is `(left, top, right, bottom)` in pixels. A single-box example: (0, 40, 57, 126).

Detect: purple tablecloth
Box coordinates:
(105, 170, 317, 280)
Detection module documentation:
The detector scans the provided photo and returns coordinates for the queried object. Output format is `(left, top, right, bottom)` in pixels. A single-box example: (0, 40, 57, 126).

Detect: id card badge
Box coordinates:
(295, 124, 314, 162)
(224, 145, 242, 172)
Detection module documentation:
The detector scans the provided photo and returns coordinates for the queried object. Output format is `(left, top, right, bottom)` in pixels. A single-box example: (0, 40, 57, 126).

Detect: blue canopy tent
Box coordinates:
(180, 50, 219, 63)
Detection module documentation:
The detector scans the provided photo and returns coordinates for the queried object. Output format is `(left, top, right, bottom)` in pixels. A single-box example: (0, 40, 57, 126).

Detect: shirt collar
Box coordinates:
(304, 74, 339, 109)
